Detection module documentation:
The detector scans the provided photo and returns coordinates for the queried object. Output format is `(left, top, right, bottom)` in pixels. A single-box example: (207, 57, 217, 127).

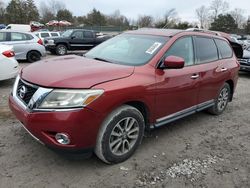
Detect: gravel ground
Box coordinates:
(0, 57, 249, 188)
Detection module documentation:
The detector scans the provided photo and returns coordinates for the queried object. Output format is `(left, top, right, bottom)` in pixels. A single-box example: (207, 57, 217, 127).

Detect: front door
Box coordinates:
(155, 36, 200, 126)
(69, 31, 85, 50)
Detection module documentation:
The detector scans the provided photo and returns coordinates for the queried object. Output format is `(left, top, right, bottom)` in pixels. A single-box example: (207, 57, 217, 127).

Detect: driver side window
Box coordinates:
(164, 37, 194, 66)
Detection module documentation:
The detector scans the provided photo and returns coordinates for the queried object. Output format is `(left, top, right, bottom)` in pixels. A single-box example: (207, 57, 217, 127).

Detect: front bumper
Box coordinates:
(45, 45, 56, 51)
(239, 59, 250, 72)
(9, 95, 104, 153)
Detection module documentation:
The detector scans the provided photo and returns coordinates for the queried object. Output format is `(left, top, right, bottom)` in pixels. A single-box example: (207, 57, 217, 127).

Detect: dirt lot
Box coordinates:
(0, 57, 249, 188)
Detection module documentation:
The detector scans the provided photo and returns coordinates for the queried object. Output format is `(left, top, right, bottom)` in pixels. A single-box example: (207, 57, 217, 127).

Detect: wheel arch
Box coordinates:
(56, 42, 70, 50)
(26, 50, 42, 59)
(225, 79, 234, 101)
(125, 101, 151, 131)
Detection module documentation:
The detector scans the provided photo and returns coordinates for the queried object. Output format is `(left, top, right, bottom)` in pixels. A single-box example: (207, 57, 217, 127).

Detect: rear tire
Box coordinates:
(27, 51, 41, 63)
(95, 105, 145, 164)
(56, 44, 67, 55)
(208, 83, 231, 115)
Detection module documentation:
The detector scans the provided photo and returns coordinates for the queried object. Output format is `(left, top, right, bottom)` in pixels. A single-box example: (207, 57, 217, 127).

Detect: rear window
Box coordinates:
(11, 32, 33, 41)
(0, 32, 7, 41)
(51, 33, 59, 37)
(215, 39, 233, 59)
(41, 33, 50, 38)
(195, 37, 218, 64)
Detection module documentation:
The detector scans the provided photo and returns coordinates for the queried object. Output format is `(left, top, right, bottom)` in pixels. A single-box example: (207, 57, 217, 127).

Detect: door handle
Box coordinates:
(191, 74, 199, 79)
(221, 68, 228, 72)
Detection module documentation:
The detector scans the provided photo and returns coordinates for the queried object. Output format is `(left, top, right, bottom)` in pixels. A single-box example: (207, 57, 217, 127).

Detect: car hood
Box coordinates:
(21, 55, 134, 88)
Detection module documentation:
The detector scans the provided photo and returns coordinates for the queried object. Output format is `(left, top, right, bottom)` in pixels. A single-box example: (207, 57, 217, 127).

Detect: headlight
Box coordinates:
(39, 89, 104, 109)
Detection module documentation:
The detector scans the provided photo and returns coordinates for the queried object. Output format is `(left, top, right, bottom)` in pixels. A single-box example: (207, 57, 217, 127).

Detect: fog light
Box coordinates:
(55, 133, 70, 145)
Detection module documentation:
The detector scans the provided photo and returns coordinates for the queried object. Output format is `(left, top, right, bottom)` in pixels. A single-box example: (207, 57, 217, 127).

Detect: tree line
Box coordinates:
(196, 0, 250, 34)
(0, 0, 250, 34)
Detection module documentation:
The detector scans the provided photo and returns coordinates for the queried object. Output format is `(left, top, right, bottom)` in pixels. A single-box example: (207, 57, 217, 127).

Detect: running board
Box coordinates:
(152, 100, 215, 128)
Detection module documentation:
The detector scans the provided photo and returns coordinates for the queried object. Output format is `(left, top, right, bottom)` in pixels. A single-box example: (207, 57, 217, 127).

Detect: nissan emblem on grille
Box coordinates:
(19, 85, 27, 99)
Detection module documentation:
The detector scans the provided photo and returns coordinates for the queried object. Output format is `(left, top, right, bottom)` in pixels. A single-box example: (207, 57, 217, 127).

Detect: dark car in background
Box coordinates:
(238, 49, 250, 72)
(0, 24, 6, 29)
(44, 29, 111, 55)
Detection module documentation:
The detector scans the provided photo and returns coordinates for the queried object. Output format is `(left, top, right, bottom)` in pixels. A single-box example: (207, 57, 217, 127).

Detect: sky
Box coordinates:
(2, 0, 250, 22)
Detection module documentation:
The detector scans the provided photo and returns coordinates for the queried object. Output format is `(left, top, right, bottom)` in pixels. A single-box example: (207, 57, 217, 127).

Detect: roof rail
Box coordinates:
(186, 28, 221, 36)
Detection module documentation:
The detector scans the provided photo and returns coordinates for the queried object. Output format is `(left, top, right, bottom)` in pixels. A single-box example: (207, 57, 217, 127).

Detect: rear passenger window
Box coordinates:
(84, 31, 93, 38)
(195, 37, 218, 64)
(0, 32, 7, 41)
(41, 33, 50, 38)
(51, 33, 59, 37)
(164, 37, 194, 66)
(11, 32, 32, 41)
(215, 39, 233, 59)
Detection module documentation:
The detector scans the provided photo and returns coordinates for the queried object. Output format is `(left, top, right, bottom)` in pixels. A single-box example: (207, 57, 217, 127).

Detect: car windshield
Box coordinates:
(85, 34, 168, 66)
(61, 30, 73, 37)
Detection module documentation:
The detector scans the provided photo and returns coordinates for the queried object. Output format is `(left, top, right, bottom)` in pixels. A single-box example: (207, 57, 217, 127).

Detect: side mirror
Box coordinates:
(164, 56, 185, 69)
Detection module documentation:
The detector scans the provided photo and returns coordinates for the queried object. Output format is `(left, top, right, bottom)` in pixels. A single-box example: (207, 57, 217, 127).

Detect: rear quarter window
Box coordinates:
(215, 39, 233, 59)
(84, 31, 93, 38)
(11, 32, 33, 41)
(195, 37, 218, 64)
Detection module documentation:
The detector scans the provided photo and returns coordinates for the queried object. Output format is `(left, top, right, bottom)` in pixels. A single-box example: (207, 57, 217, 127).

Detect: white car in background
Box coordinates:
(0, 45, 19, 81)
(34, 31, 60, 43)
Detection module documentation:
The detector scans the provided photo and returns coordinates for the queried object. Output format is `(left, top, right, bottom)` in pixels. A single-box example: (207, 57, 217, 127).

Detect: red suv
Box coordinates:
(9, 29, 240, 164)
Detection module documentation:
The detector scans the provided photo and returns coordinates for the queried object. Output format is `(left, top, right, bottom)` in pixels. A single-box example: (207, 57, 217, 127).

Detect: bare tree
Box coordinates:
(196, 6, 210, 29)
(210, 0, 229, 20)
(163, 8, 178, 27)
(40, 2, 55, 23)
(39, 0, 65, 23)
(230, 8, 246, 29)
(49, 0, 65, 16)
(0, 0, 5, 23)
(137, 15, 153, 28)
(155, 8, 178, 28)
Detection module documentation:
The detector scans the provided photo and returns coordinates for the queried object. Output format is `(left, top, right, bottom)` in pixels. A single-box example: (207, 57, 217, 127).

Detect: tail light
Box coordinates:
(2, 50, 15, 58)
(37, 39, 43, 45)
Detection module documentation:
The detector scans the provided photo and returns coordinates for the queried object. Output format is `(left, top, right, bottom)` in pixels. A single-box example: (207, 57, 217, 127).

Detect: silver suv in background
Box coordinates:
(0, 31, 46, 62)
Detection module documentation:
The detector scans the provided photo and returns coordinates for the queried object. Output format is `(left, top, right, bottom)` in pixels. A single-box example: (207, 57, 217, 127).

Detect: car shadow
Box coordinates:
(0, 78, 15, 87)
(239, 71, 250, 78)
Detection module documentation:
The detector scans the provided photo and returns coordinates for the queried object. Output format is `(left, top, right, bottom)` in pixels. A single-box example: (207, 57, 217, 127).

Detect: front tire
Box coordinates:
(95, 105, 145, 164)
(56, 44, 67, 55)
(208, 83, 231, 115)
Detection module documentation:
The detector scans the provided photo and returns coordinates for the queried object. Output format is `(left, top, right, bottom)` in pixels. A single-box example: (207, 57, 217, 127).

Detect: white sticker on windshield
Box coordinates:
(146, 42, 162, 54)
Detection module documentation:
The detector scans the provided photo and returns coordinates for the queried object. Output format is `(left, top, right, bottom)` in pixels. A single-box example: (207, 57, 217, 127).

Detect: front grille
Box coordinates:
(239, 59, 250, 66)
(17, 79, 38, 105)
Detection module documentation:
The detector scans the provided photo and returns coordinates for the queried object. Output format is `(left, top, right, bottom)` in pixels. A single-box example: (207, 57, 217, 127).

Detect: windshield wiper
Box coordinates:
(93, 57, 113, 63)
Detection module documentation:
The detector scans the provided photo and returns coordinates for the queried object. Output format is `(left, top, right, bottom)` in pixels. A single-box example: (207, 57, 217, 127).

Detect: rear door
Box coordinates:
(194, 36, 230, 106)
(82, 31, 96, 49)
(7, 32, 34, 60)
